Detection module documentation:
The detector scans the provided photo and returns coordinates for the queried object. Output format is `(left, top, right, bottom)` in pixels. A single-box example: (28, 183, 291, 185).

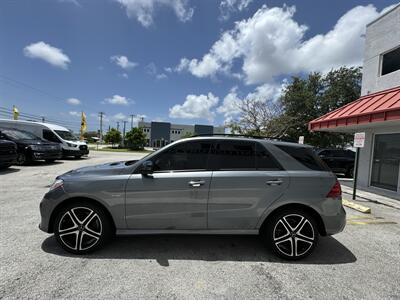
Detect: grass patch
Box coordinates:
(89, 146, 152, 153)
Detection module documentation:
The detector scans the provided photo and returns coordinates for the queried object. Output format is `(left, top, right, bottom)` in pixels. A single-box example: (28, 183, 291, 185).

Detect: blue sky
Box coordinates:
(0, 0, 398, 132)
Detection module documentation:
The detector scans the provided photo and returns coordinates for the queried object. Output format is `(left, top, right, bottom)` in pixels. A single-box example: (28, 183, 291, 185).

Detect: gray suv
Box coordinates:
(39, 136, 346, 260)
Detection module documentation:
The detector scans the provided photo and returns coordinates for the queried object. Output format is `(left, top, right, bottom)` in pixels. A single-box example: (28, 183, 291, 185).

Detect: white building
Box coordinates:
(309, 4, 400, 199)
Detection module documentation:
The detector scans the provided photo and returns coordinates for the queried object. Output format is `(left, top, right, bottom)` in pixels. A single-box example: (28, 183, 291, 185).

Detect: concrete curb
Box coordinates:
(341, 185, 400, 210)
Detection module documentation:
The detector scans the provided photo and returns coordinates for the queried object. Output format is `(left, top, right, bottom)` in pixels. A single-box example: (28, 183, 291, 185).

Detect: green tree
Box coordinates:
(125, 127, 146, 150)
(279, 66, 362, 147)
(104, 128, 121, 147)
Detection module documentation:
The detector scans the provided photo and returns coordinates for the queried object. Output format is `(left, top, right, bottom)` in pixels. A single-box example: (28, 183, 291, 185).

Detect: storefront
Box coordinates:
(309, 86, 400, 199)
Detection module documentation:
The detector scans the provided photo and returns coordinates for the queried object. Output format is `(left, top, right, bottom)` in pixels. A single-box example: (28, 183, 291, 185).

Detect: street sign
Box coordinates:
(354, 132, 365, 148)
(298, 136, 304, 144)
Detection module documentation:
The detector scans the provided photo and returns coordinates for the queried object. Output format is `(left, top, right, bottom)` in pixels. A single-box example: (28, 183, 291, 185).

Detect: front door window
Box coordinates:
(371, 133, 400, 192)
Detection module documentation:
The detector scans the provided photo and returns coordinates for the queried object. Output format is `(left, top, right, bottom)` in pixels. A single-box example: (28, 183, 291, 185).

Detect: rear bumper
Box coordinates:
(321, 201, 346, 235)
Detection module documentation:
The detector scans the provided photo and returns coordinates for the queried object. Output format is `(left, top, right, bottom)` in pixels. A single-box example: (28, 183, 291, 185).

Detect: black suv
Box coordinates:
(316, 149, 355, 177)
(0, 139, 17, 169)
(0, 128, 62, 165)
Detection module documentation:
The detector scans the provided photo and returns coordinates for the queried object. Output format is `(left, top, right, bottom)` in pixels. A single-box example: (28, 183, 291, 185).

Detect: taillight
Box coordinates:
(327, 180, 341, 198)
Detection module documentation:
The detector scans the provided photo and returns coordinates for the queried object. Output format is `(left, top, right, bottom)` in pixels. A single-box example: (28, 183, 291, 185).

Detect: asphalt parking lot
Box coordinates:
(1, 151, 399, 299)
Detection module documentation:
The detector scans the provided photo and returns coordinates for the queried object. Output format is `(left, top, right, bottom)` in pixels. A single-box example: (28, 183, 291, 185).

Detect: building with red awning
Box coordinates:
(309, 5, 400, 198)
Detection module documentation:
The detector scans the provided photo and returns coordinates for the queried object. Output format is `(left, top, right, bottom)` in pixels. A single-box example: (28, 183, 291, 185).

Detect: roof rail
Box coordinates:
(190, 133, 295, 142)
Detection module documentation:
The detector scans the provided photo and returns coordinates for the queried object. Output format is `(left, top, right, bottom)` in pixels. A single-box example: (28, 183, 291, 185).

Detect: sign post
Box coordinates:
(352, 132, 365, 200)
(298, 136, 304, 144)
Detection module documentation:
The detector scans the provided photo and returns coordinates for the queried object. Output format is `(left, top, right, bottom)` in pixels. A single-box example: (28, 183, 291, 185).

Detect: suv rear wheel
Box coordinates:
(262, 208, 319, 260)
(54, 202, 113, 254)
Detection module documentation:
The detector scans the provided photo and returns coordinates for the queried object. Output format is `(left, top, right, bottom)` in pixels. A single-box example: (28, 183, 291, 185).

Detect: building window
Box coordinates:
(381, 47, 400, 76)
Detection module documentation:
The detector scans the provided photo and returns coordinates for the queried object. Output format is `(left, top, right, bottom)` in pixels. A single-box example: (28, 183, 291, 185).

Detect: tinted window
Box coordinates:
(43, 130, 60, 143)
(255, 143, 282, 170)
(208, 140, 255, 170)
(381, 47, 400, 76)
(151, 140, 211, 171)
(277, 145, 329, 171)
(55, 130, 78, 141)
(0, 129, 40, 141)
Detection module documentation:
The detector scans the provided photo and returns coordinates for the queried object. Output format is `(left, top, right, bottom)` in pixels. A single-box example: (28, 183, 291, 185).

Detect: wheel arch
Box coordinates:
(259, 203, 327, 236)
(48, 196, 116, 234)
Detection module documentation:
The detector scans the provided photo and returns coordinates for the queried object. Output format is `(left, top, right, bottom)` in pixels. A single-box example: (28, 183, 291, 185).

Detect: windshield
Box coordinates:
(55, 130, 78, 141)
(1, 129, 41, 141)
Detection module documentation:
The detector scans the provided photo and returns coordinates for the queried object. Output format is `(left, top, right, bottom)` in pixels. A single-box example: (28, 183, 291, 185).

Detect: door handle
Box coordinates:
(266, 179, 283, 186)
(188, 180, 205, 187)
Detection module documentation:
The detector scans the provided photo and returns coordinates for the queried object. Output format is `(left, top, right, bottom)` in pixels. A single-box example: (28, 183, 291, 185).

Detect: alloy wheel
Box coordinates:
(273, 214, 315, 258)
(58, 207, 102, 251)
(16, 153, 26, 165)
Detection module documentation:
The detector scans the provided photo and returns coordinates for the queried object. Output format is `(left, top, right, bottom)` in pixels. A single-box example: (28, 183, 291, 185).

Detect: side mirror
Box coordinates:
(140, 161, 154, 175)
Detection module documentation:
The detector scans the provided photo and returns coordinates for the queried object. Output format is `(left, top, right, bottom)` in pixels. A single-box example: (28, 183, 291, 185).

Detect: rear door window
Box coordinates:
(208, 140, 255, 170)
(277, 145, 329, 171)
(255, 143, 282, 170)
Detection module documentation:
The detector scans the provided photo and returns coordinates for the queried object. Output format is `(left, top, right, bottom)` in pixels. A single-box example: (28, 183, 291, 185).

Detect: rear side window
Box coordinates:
(152, 140, 212, 172)
(208, 140, 255, 170)
(277, 145, 329, 171)
(255, 143, 282, 170)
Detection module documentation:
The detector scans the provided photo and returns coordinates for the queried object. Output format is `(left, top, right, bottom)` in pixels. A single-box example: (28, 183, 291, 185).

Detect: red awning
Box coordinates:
(309, 85, 400, 131)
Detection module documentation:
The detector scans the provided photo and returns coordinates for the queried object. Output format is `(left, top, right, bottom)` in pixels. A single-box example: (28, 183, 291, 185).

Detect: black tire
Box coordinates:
(345, 166, 354, 178)
(261, 208, 319, 260)
(74, 155, 82, 159)
(16, 152, 27, 165)
(54, 201, 113, 254)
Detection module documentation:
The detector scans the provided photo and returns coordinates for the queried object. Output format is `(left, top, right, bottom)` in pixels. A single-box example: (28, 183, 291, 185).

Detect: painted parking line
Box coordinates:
(347, 220, 397, 225)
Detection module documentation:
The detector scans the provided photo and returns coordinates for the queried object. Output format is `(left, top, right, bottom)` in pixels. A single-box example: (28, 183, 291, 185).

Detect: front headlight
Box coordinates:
(30, 145, 43, 151)
(66, 142, 78, 148)
(49, 179, 64, 191)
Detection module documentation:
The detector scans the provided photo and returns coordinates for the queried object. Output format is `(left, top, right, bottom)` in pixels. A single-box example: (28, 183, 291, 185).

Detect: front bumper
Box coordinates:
(32, 150, 62, 161)
(0, 153, 17, 166)
(39, 188, 66, 233)
(62, 147, 89, 157)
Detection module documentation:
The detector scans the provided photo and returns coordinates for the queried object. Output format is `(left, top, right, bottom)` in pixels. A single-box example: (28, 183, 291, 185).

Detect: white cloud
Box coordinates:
(113, 113, 127, 120)
(23, 41, 71, 69)
(217, 82, 285, 123)
(169, 93, 219, 122)
(115, 0, 194, 27)
(111, 55, 138, 70)
(104, 95, 132, 105)
(66, 98, 81, 105)
(58, 0, 81, 7)
(219, 0, 253, 21)
(146, 62, 168, 79)
(177, 4, 389, 84)
(69, 111, 80, 117)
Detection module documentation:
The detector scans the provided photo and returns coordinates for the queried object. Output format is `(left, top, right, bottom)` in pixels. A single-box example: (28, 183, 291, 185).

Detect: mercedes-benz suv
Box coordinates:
(39, 136, 346, 260)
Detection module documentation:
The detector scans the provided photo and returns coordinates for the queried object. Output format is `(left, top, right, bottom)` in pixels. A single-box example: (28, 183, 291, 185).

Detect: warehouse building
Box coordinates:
(309, 4, 400, 199)
(138, 121, 225, 148)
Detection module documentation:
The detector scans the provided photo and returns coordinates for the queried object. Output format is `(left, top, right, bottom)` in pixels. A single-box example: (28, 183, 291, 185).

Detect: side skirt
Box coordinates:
(116, 229, 259, 236)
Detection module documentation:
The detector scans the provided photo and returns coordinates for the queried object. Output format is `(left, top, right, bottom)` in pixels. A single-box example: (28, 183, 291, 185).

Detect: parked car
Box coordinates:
(316, 149, 355, 177)
(0, 139, 17, 169)
(0, 119, 89, 158)
(0, 128, 62, 165)
(39, 136, 345, 260)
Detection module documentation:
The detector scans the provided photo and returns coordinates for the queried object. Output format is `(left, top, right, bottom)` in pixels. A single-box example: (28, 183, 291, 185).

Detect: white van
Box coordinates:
(0, 119, 89, 158)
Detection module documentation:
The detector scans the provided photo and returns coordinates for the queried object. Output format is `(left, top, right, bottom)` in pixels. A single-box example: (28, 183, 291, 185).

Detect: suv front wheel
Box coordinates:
(54, 202, 113, 254)
(263, 209, 319, 260)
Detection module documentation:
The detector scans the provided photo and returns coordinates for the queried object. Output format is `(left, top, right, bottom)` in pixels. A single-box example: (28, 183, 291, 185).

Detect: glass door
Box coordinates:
(371, 133, 400, 191)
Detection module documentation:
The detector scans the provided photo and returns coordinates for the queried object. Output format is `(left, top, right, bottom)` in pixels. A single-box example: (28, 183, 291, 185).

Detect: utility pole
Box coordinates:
(130, 114, 134, 129)
(41, 116, 45, 122)
(116, 121, 120, 131)
(98, 112, 104, 142)
(122, 120, 128, 147)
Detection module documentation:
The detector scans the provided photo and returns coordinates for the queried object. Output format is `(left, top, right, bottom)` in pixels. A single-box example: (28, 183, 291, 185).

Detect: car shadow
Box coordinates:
(0, 167, 20, 174)
(41, 235, 356, 266)
(22, 160, 64, 167)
